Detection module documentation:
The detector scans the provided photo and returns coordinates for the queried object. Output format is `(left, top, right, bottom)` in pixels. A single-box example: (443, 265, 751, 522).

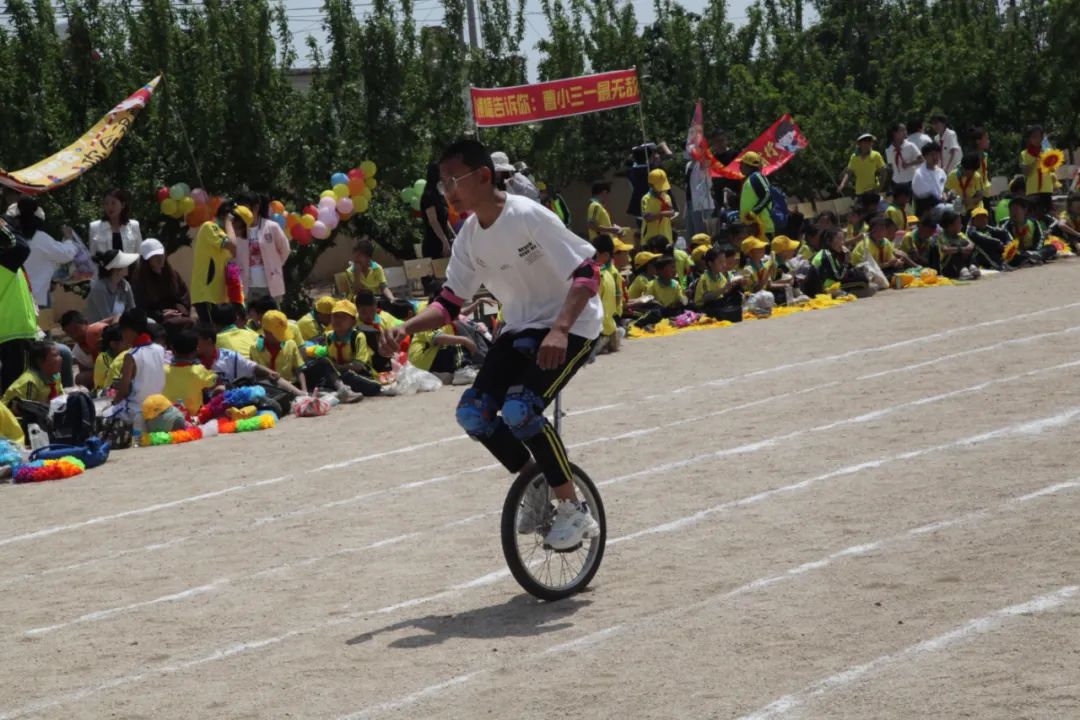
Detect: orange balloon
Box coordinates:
(285, 213, 299, 227)
(270, 200, 285, 215)
(186, 205, 210, 228)
(208, 196, 223, 216)
(348, 176, 366, 195)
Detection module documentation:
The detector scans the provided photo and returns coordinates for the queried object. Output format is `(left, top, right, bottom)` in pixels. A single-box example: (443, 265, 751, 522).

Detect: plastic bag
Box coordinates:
(747, 290, 775, 318)
(857, 254, 889, 291)
(293, 393, 332, 417)
(394, 363, 443, 396)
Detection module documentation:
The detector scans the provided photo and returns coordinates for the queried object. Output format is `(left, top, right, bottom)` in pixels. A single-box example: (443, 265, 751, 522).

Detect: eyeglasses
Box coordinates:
(437, 168, 481, 196)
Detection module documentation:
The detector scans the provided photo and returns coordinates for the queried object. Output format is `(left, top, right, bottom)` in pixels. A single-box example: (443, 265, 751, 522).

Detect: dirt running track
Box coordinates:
(3, 262, 1080, 719)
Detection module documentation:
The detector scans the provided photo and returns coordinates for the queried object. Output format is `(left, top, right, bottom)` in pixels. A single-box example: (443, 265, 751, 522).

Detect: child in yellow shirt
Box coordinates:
(93, 325, 128, 392)
(297, 296, 335, 342)
(325, 300, 393, 397)
(694, 247, 742, 322)
(627, 251, 660, 300)
(647, 256, 688, 316)
(162, 329, 219, 414)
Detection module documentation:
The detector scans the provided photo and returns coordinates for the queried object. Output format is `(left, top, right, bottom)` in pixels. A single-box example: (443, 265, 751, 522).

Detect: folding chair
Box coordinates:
(402, 258, 434, 299)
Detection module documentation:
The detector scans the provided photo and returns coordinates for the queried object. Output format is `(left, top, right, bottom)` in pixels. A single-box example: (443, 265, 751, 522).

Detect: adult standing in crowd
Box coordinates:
(84, 249, 139, 323)
(420, 162, 455, 261)
(739, 152, 774, 239)
(0, 216, 37, 394)
(907, 117, 933, 151)
(491, 151, 540, 201)
(233, 193, 291, 304)
(884, 123, 924, 197)
(709, 129, 741, 212)
(88, 188, 143, 257)
(131, 238, 191, 330)
(11, 197, 77, 324)
(837, 133, 886, 196)
(191, 200, 239, 323)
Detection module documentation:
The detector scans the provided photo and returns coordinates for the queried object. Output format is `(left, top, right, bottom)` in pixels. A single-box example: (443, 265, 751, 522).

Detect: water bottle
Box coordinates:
(131, 429, 142, 449)
(784, 285, 795, 306)
(27, 424, 49, 451)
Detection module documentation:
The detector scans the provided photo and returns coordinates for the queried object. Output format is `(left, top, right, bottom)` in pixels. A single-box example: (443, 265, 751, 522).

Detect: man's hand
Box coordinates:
(380, 325, 406, 358)
(538, 329, 569, 370)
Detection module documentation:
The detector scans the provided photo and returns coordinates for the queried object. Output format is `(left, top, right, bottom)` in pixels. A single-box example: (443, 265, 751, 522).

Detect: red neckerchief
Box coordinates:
(650, 190, 671, 213)
(40, 372, 60, 400)
(327, 332, 351, 364)
(892, 143, 904, 171)
(1017, 223, 1030, 239)
(199, 349, 218, 370)
(265, 340, 281, 369)
(132, 333, 152, 348)
(957, 170, 973, 197)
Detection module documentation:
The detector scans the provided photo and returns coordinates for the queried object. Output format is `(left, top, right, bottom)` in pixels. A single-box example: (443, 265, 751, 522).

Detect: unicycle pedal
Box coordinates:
(543, 541, 584, 553)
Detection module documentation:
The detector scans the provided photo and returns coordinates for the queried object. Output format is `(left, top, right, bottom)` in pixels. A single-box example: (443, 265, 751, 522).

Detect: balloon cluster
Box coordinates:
(157, 184, 221, 228)
(399, 178, 426, 213)
(281, 161, 379, 246)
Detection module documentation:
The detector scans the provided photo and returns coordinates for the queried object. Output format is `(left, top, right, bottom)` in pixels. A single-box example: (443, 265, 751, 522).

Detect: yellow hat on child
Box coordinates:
(332, 300, 358, 318)
(906, 215, 920, 225)
(771, 235, 800, 254)
(741, 152, 764, 168)
(261, 310, 290, 342)
(634, 251, 662, 269)
(690, 233, 712, 248)
(691, 244, 711, 262)
(613, 237, 634, 253)
(741, 236, 768, 254)
(970, 207, 989, 218)
(648, 168, 671, 192)
(141, 394, 173, 421)
(315, 296, 336, 314)
(232, 206, 255, 227)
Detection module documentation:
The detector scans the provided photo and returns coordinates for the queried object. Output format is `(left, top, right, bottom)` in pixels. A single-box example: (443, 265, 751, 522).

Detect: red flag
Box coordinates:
(710, 114, 808, 180)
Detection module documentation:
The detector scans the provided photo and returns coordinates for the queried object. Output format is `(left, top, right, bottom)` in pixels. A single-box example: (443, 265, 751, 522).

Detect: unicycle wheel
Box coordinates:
(500, 463, 606, 601)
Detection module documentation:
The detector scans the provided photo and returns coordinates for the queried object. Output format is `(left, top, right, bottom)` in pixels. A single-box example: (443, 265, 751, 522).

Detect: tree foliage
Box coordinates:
(0, 0, 1074, 296)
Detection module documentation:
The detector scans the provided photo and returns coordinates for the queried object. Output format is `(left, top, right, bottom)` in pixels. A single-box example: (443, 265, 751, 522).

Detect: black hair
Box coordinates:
(888, 122, 906, 139)
(815, 211, 839, 226)
(718, 244, 738, 257)
(802, 223, 821, 240)
(883, 215, 898, 229)
(101, 324, 123, 347)
(728, 222, 748, 236)
(14, 197, 43, 237)
(968, 125, 987, 144)
(930, 113, 949, 126)
(960, 153, 981, 172)
(820, 228, 840, 248)
(892, 185, 912, 200)
(216, 197, 236, 221)
(921, 142, 941, 157)
(439, 139, 496, 186)
(644, 235, 669, 254)
(593, 234, 615, 255)
(102, 188, 131, 224)
(92, 250, 122, 275)
(210, 303, 238, 328)
(118, 307, 149, 335)
(236, 190, 270, 219)
(1009, 196, 1029, 211)
(858, 191, 880, 209)
(906, 117, 924, 134)
(591, 181, 611, 196)
(354, 289, 377, 307)
(868, 215, 888, 230)
(711, 228, 731, 244)
(784, 211, 805, 239)
(919, 212, 938, 228)
(939, 209, 962, 229)
(248, 295, 279, 315)
(655, 256, 676, 270)
(171, 328, 199, 357)
(1024, 124, 1043, 144)
(704, 247, 722, 265)
(59, 310, 87, 329)
(27, 340, 55, 370)
(386, 299, 415, 320)
(194, 322, 218, 343)
(353, 238, 375, 257)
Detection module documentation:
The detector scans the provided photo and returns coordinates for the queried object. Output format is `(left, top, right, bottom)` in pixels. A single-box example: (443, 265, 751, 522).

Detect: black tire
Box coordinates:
(500, 463, 606, 601)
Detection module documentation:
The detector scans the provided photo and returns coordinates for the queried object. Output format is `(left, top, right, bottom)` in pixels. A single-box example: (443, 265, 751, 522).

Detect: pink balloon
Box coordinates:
(336, 197, 354, 215)
(323, 212, 339, 230)
(319, 196, 337, 211)
(191, 188, 209, 205)
(318, 207, 337, 224)
(311, 221, 329, 240)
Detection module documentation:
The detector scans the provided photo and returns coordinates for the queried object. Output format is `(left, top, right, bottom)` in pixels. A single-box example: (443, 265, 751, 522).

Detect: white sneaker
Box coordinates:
(959, 267, 972, 280)
(516, 474, 551, 534)
(452, 366, 479, 386)
(380, 382, 400, 397)
(969, 264, 981, 279)
(544, 500, 600, 550)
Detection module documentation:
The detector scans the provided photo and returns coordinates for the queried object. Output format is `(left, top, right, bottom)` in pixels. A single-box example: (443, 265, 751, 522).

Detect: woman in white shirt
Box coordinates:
(84, 249, 139, 323)
(232, 192, 291, 303)
(9, 198, 77, 309)
(88, 188, 142, 257)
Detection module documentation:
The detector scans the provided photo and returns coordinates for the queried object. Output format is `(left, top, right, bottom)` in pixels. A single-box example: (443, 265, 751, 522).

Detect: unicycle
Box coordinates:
(500, 392, 606, 601)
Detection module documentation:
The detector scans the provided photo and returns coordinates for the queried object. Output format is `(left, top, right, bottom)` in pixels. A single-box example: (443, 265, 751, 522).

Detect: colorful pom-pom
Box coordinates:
(225, 261, 245, 306)
(148, 426, 204, 446)
(13, 456, 86, 483)
(304, 344, 328, 359)
(218, 413, 276, 434)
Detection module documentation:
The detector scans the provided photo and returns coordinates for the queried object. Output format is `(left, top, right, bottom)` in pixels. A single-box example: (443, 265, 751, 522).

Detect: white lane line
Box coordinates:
(336, 479, 1080, 718)
(739, 586, 1080, 720)
(12, 361, 1074, 640)
(0, 536, 192, 590)
(4, 301, 1076, 551)
(6, 408, 1078, 720)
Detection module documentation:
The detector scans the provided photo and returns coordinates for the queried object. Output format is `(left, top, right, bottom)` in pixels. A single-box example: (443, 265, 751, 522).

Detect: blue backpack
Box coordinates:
(768, 183, 789, 230)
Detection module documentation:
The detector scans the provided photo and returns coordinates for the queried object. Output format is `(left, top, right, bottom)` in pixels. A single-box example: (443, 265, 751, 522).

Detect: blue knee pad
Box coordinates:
(502, 386, 546, 441)
(456, 388, 498, 439)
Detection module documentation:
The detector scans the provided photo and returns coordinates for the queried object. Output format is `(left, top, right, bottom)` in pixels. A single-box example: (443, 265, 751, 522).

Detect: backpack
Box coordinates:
(50, 392, 97, 444)
(768, 183, 789, 230)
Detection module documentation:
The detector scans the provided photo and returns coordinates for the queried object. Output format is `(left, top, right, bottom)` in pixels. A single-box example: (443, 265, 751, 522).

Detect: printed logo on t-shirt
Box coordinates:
(517, 241, 543, 265)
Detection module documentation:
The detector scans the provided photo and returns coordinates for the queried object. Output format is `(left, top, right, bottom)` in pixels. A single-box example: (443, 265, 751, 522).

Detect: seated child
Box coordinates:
(769, 235, 804, 303)
(1002, 197, 1056, 266)
(936, 210, 980, 279)
(851, 216, 909, 275)
(163, 328, 220, 414)
(627, 251, 660, 300)
(246, 295, 303, 344)
(844, 209, 867, 249)
(93, 324, 128, 393)
(886, 186, 913, 235)
(297, 296, 335, 342)
(325, 300, 394, 397)
(1055, 192, 1080, 253)
(353, 290, 397, 374)
(899, 214, 941, 270)
(114, 308, 166, 428)
(966, 207, 1012, 270)
(647, 256, 688, 316)
(800, 224, 821, 261)
(694, 246, 744, 322)
(336, 238, 395, 304)
(994, 176, 1026, 225)
(141, 394, 190, 433)
(212, 303, 259, 356)
(248, 311, 314, 392)
(1, 341, 63, 409)
(740, 236, 776, 293)
(804, 229, 852, 297)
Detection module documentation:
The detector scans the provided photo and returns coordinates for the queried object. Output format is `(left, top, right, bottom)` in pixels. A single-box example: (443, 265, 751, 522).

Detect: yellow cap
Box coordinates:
(970, 207, 989, 218)
(261, 310, 289, 342)
(648, 168, 670, 192)
(690, 233, 712, 248)
(907, 215, 920, 225)
(634, 251, 662, 269)
(613, 237, 634, 253)
(691, 244, 710, 262)
(741, 151, 763, 168)
(233, 205, 255, 227)
(741, 236, 768, 254)
(771, 235, 800, 254)
(314, 296, 335, 314)
(332, 300, 358, 318)
(141, 394, 173, 421)
(536, 181, 547, 192)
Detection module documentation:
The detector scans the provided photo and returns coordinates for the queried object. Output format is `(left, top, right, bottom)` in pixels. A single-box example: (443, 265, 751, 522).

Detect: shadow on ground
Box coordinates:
(346, 594, 592, 649)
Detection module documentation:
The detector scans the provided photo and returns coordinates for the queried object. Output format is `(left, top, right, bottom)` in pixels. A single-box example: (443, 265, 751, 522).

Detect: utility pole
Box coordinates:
(465, 0, 480, 49)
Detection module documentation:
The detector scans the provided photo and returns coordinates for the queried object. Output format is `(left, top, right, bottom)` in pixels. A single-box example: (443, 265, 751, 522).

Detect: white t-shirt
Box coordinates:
(445, 193, 603, 339)
(885, 141, 923, 184)
(24, 231, 78, 307)
(937, 128, 961, 172)
(912, 165, 947, 201)
(909, 131, 932, 151)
